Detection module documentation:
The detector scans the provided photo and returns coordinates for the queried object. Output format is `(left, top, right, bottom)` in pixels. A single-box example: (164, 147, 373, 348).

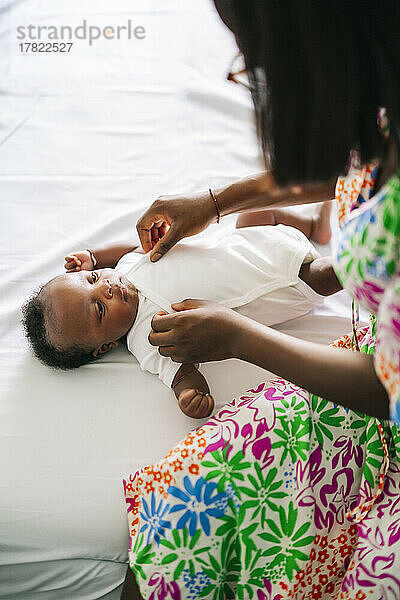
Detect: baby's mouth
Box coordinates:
(119, 279, 128, 302)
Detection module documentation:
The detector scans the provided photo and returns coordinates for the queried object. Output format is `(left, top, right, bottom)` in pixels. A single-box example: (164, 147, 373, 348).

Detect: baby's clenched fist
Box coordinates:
(64, 250, 94, 272)
(178, 388, 214, 419)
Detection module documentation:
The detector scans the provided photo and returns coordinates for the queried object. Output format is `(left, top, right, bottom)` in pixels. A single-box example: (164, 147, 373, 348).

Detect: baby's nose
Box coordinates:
(104, 279, 113, 298)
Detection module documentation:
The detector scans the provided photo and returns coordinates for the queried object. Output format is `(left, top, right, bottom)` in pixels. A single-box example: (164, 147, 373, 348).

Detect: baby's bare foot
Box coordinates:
(310, 202, 332, 245)
(178, 388, 214, 419)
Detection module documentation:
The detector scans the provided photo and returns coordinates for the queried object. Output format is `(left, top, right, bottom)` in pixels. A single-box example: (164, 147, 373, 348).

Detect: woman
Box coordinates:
(122, 1, 400, 598)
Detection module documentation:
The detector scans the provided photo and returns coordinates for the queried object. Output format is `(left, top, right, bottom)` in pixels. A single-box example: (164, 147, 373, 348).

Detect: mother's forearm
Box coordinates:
(232, 317, 389, 419)
(215, 172, 335, 217)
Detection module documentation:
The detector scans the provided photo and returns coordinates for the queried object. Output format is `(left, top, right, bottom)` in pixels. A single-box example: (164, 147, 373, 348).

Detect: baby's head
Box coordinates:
(22, 269, 138, 370)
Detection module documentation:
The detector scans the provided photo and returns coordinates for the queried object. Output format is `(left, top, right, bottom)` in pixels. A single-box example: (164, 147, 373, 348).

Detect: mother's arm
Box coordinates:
(149, 300, 389, 419)
(137, 172, 334, 261)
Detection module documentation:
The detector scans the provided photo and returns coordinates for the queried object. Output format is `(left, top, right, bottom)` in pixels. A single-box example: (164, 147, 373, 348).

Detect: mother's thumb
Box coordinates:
(171, 299, 203, 311)
(150, 227, 180, 262)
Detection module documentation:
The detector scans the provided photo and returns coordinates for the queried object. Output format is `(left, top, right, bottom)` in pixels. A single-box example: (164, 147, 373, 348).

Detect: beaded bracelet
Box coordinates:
(209, 188, 221, 223)
(86, 248, 97, 268)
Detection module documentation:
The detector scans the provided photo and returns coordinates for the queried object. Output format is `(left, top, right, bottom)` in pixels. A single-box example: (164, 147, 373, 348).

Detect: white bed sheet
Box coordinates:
(0, 1, 364, 598)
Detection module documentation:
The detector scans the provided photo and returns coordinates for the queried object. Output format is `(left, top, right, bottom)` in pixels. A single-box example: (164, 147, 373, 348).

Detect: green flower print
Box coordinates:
(309, 396, 344, 448)
(363, 416, 386, 488)
(274, 394, 308, 421)
(197, 530, 240, 600)
(129, 533, 155, 581)
(216, 503, 262, 578)
(202, 448, 251, 497)
(271, 412, 310, 465)
(236, 548, 266, 600)
(259, 501, 314, 580)
(384, 178, 400, 239)
(159, 528, 210, 580)
(238, 465, 287, 526)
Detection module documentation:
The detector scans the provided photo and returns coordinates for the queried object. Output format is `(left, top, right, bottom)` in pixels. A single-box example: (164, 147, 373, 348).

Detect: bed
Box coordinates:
(0, 1, 364, 598)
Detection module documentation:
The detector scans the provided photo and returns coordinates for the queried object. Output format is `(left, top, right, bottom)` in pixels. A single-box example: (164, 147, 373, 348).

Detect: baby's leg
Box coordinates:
(299, 256, 342, 296)
(236, 201, 333, 244)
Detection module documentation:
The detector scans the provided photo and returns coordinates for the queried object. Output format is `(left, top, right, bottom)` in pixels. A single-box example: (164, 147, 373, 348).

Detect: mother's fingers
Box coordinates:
(148, 330, 175, 347)
(158, 346, 181, 360)
(151, 311, 177, 332)
(137, 211, 169, 254)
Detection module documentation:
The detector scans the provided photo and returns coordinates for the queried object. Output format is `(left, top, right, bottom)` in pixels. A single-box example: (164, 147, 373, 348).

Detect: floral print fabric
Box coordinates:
(124, 379, 400, 599)
(335, 163, 400, 423)
(124, 157, 400, 597)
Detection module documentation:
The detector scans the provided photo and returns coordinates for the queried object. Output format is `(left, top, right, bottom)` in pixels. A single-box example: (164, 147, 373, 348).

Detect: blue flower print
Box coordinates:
(183, 569, 211, 600)
(391, 399, 400, 424)
(139, 493, 171, 545)
(168, 476, 227, 536)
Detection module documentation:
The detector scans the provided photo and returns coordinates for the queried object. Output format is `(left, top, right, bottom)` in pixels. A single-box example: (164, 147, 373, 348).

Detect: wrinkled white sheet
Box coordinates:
(0, 1, 363, 598)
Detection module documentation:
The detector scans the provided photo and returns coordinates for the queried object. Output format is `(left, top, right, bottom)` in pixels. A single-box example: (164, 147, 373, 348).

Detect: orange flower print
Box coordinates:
(198, 437, 206, 447)
(144, 481, 155, 494)
(181, 448, 189, 459)
(311, 583, 321, 600)
(339, 544, 352, 559)
(184, 435, 194, 446)
(324, 582, 335, 594)
(320, 536, 328, 549)
(189, 464, 199, 475)
(153, 471, 162, 482)
(295, 570, 305, 582)
(317, 549, 329, 563)
(172, 459, 183, 472)
(348, 524, 358, 536)
(318, 573, 328, 586)
(327, 561, 339, 577)
(163, 472, 173, 486)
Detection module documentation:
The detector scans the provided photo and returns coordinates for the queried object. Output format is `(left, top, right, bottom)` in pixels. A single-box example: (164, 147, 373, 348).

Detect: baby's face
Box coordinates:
(46, 268, 138, 356)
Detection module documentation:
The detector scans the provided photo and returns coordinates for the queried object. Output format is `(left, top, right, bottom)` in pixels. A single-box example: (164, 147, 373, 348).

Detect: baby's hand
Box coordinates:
(178, 388, 214, 419)
(64, 250, 94, 272)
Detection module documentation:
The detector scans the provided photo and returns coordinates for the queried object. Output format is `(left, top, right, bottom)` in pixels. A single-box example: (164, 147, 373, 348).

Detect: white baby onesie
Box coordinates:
(116, 225, 324, 387)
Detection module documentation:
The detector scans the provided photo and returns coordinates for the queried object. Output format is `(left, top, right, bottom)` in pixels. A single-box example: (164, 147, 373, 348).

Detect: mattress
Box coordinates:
(0, 1, 364, 598)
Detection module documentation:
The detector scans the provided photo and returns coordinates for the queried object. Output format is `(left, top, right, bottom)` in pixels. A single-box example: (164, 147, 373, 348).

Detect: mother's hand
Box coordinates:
(136, 192, 217, 262)
(148, 299, 243, 363)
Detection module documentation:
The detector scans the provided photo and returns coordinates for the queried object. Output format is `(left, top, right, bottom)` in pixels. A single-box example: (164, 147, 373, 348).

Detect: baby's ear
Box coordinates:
(93, 340, 119, 357)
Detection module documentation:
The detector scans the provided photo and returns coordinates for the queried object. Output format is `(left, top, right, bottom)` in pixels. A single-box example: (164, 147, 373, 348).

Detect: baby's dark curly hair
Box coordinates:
(21, 283, 98, 370)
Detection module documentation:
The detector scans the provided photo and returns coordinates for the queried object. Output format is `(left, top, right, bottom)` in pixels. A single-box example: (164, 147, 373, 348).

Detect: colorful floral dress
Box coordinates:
(123, 162, 400, 599)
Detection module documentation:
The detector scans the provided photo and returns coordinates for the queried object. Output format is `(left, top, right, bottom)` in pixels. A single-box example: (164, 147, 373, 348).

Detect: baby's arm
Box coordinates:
(64, 242, 140, 271)
(172, 364, 214, 418)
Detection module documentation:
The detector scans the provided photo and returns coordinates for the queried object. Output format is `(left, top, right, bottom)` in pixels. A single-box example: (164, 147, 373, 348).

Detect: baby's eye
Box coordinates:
(91, 272, 98, 283)
(97, 301, 104, 321)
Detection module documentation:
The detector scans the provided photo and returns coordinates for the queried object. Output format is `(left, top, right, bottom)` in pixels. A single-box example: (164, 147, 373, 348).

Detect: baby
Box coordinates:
(22, 208, 340, 419)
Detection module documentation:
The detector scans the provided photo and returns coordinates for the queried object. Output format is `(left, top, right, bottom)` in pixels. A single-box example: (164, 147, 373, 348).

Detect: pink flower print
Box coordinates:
(332, 436, 363, 469)
(148, 573, 180, 600)
(388, 518, 400, 545)
(240, 420, 274, 469)
(296, 446, 326, 493)
(353, 280, 384, 313)
(315, 469, 355, 531)
(256, 579, 283, 600)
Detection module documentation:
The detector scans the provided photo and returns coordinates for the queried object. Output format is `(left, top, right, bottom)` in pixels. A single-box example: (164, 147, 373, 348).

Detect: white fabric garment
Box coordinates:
(116, 224, 324, 386)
